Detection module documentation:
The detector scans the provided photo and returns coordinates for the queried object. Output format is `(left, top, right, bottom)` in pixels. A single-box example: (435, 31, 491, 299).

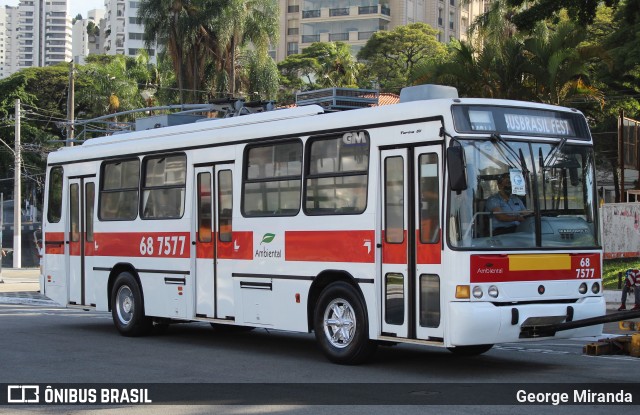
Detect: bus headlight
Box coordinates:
(591, 282, 600, 294)
(472, 286, 483, 299)
(578, 283, 588, 294)
(488, 285, 499, 298)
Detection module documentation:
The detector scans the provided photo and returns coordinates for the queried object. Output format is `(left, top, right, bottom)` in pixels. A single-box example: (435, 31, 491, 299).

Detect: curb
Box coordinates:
(0, 296, 57, 306)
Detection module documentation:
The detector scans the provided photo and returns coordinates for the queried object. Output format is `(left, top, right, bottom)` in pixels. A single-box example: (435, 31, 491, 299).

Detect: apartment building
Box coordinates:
(72, 8, 105, 64)
(1, 6, 21, 78)
(102, 0, 155, 62)
(0, 0, 72, 78)
(276, 0, 489, 61)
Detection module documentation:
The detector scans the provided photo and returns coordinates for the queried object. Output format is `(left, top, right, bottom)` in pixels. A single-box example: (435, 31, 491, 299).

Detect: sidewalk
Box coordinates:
(0, 267, 54, 305)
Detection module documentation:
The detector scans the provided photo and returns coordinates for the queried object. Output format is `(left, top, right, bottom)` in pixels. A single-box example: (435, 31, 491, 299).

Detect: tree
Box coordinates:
(277, 42, 361, 104)
(209, 0, 279, 97)
(239, 49, 279, 100)
(523, 20, 605, 108)
(416, 37, 530, 99)
(75, 54, 158, 126)
(0, 66, 70, 202)
(138, 0, 222, 103)
(505, 0, 621, 30)
(302, 42, 360, 88)
(357, 23, 448, 93)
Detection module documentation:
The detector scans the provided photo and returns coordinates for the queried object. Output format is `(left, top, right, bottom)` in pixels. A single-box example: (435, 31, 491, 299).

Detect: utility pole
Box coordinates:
(13, 98, 21, 268)
(67, 60, 75, 147)
(1, 192, 4, 282)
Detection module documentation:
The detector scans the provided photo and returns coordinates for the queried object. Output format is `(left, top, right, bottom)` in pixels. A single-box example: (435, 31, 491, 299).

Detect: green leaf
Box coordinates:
(261, 233, 276, 244)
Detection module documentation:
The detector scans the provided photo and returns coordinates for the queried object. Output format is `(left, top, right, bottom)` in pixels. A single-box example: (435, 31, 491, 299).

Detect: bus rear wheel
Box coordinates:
(313, 282, 376, 365)
(111, 272, 152, 336)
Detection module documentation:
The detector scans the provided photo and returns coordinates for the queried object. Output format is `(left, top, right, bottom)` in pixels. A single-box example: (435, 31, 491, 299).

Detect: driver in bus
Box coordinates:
(486, 173, 530, 236)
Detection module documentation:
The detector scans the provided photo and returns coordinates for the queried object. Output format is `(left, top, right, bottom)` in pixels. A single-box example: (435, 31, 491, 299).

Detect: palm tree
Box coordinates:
(523, 21, 605, 107)
(139, 0, 223, 103)
(302, 42, 361, 88)
(209, 0, 279, 96)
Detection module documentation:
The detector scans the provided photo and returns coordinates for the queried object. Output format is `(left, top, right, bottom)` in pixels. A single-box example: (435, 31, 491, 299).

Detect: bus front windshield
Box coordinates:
(449, 139, 599, 249)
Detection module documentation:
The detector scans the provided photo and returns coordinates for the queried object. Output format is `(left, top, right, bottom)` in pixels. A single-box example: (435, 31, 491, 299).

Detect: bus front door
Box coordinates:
(67, 176, 96, 306)
(194, 165, 235, 320)
(380, 146, 443, 341)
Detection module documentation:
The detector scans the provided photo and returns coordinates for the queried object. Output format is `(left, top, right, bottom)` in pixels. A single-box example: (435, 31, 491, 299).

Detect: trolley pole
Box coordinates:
(13, 98, 21, 268)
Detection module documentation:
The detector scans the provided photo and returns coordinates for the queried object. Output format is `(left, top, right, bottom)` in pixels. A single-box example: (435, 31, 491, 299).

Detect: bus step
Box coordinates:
(618, 320, 640, 331)
(583, 335, 640, 357)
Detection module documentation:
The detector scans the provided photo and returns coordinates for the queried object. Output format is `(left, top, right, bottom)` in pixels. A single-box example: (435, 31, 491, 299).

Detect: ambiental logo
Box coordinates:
(255, 233, 282, 258)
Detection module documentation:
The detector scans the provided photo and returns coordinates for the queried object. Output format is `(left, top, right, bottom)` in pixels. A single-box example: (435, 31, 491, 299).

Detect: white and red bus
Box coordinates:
(42, 85, 604, 364)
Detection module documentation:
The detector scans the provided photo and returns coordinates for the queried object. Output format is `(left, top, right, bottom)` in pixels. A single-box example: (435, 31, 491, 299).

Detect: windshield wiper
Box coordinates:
(542, 137, 567, 169)
(490, 133, 527, 172)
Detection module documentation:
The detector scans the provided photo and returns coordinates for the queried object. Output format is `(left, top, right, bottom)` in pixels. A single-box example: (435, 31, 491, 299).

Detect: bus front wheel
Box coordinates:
(111, 272, 152, 336)
(313, 282, 376, 365)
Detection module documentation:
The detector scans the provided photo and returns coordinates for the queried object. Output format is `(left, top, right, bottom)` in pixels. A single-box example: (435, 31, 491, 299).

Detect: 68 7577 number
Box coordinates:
(139, 235, 186, 256)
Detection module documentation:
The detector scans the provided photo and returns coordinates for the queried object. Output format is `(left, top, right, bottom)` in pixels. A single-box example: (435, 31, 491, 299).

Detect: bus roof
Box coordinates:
(47, 97, 586, 166)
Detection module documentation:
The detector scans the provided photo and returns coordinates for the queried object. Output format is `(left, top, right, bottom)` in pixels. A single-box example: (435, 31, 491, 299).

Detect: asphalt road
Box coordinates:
(0, 302, 638, 414)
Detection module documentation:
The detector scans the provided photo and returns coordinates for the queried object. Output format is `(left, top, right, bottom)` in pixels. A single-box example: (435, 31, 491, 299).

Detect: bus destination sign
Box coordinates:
(453, 105, 587, 139)
(504, 113, 575, 136)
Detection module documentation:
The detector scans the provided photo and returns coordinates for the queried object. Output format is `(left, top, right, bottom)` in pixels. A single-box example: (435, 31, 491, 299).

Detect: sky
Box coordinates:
(0, 0, 106, 19)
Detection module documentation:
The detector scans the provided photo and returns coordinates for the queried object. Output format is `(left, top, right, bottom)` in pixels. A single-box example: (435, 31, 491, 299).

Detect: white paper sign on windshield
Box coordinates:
(510, 169, 526, 196)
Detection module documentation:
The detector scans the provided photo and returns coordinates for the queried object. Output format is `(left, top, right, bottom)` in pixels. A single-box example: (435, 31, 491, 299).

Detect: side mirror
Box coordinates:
(447, 146, 467, 192)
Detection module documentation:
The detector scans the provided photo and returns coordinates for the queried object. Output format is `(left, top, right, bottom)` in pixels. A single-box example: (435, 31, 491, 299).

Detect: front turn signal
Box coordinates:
(456, 285, 470, 299)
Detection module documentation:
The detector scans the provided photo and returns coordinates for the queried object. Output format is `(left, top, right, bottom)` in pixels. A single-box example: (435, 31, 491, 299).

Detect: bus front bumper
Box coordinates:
(447, 296, 606, 347)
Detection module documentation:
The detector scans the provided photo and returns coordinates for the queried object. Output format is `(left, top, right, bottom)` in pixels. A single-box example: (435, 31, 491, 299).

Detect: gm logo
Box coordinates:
(7, 385, 40, 403)
(342, 131, 368, 145)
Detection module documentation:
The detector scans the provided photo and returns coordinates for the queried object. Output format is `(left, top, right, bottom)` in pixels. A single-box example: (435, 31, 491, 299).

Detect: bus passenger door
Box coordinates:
(194, 164, 235, 319)
(380, 146, 443, 341)
(67, 176, 96, 306)
(413, 146, 443, 341)
(380, 150, 410, 338)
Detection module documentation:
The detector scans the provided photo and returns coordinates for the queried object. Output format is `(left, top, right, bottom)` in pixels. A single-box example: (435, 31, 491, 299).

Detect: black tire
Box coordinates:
(447, 344, 493, 356)
(111, 272, 152, 336)
(313, 282, 377, 365)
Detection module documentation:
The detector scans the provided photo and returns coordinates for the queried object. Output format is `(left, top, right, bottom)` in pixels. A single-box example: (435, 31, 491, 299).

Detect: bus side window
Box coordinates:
(141, 154, 187, 219)
(197, 173, 212, 242)
(47, 167, 64, 223)
(419, 153, 440, 243)
(242, 141, 302, 217)
(99, 159, 140, 221)
(218, 170, 232, 242)
(305, 133, 370, 215)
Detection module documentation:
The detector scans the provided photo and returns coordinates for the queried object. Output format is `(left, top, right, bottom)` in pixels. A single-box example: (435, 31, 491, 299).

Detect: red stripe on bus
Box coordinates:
(416, 229, 442, 264)
(470, 253, 601, 283)
(381, 230, 407, 264)
(93, 232, 191, 258)
(44, 232, 65, 255)
(195, 232, 253, 260)
(285, 230, 375, 263)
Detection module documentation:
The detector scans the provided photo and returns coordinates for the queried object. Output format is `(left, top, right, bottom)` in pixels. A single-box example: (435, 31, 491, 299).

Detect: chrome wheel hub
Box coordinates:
(323, 298, 356, 348)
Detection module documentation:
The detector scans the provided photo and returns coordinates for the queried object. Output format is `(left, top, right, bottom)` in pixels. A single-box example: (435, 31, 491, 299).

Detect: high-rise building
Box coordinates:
(275, 0, 489, 61)
(1, 1, 72, 78)
(72, 8, 106, 64)
(1, 6, 21, 78)
(14, 0, 73, 71)
(102, 0, 155, 62)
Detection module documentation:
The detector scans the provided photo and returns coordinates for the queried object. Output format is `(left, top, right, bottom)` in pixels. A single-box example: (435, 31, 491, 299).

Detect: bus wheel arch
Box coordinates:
(307, 270, 367, 333)
(108, 264, 152, 336)
(309, 272, 377, 364)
